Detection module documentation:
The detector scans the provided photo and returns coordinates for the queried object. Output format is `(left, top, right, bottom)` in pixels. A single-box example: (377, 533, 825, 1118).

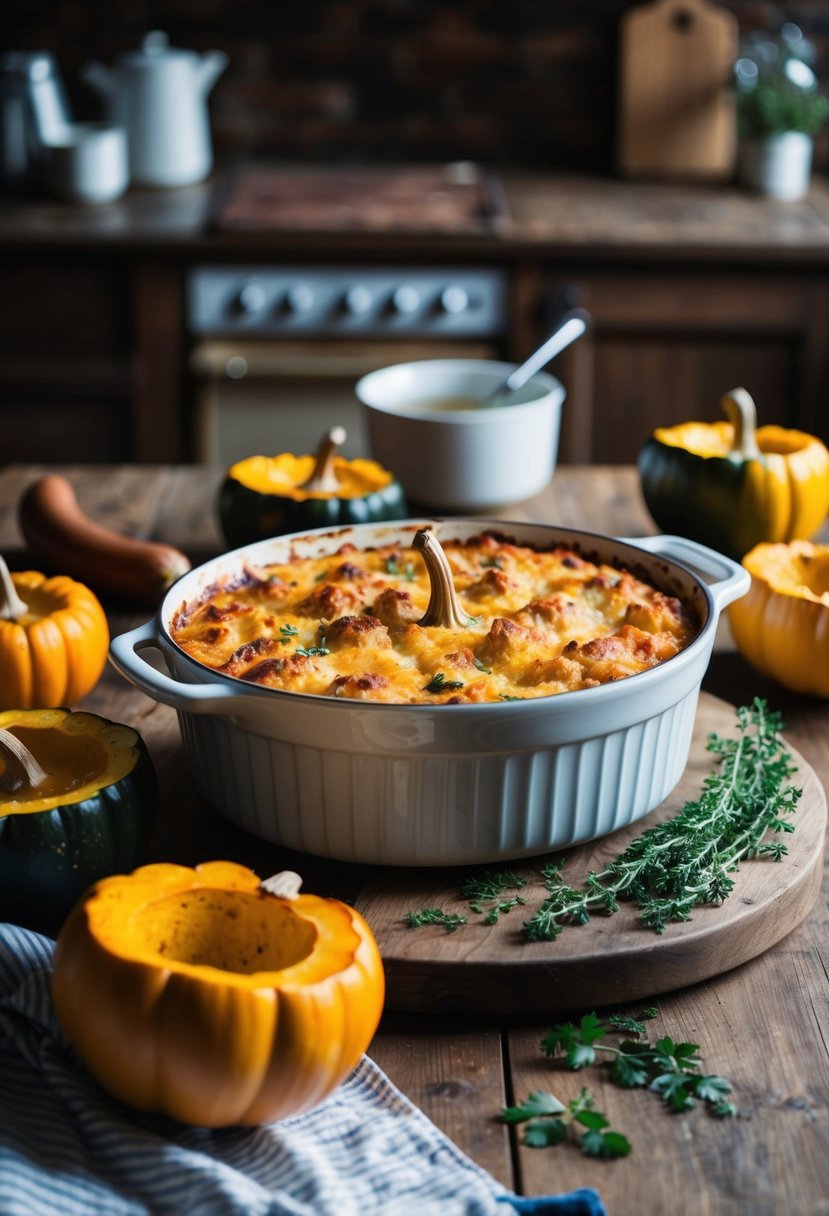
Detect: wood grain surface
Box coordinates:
(2, 464, 828, 1216)
(358, 693, 825, 1015)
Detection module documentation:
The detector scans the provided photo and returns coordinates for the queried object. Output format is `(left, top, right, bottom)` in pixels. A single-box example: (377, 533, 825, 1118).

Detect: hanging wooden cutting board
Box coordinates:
(617, 0, 738, 179)
(356, 694, 826, 1015)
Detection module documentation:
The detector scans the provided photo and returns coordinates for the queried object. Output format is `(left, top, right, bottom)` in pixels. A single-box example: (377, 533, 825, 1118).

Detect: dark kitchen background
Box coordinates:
(6, 0, 829, 171)
(3, 0, 829, 471)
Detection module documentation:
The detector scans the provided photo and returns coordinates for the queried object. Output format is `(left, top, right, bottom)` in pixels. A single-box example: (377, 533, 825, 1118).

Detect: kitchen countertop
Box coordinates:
(6, 169, 829, 262)
(1, 461, 827, 1215)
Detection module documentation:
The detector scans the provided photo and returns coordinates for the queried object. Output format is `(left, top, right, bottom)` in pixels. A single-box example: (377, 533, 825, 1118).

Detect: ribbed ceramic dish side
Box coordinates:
(176, 687, 698, 866)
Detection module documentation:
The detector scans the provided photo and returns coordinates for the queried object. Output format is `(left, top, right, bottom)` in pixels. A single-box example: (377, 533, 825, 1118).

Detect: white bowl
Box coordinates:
(356, 359, 565, 511)
(109, 521, 749, 867)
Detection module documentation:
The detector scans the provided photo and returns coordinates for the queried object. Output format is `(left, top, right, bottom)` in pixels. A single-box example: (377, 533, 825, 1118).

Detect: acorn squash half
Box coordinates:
(0, 708, 158, 933)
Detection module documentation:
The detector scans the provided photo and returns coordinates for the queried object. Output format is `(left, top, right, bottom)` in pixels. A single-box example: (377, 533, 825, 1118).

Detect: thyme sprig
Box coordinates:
(460, 869, 527, 923)
(405, 907, 468, 932)
(423, 672, 464, 693)
(406, 871, 527, 932)
(523, 699, 800, 942)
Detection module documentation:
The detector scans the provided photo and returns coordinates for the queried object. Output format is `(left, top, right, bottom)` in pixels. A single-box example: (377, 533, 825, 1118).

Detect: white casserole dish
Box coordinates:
(109, 522, 749, 866)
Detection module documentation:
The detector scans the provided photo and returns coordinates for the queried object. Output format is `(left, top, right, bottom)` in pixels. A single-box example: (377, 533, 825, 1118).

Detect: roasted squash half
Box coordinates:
(219, 426, 407, 548)
(0, 708, 158, 932)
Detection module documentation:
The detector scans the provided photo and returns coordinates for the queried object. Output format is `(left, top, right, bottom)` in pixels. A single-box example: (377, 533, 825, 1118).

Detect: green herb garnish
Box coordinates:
(296, 637, 329, 657)
(541, 1011, 737, 1119)
(473, 657, 492, 674)
(279, 623, 299, 643)
(423, 672, 464, 693)
(500, 1007, 734, 1160)
(460, 869, 527, 916)
(500, 1086, 631, 1159)
(385, 556, 416, 580)
(405, 908, 468, 932)
(523, 698, 800, 941)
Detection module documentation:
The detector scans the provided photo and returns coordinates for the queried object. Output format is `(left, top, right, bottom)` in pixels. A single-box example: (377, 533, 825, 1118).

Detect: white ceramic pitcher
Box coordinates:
(81, 31, 227, 188)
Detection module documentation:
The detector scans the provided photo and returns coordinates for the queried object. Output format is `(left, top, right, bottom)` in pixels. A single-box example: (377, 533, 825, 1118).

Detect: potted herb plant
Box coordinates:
(735, 23, 828, 200)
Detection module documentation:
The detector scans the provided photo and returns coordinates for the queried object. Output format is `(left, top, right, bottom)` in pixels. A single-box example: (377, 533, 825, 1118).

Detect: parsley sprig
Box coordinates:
(523, 699, 800, 941)
(501, 1006, 735, 1160)
(500, 1086, 631, 1159)
(540, 1011, 737, 1118)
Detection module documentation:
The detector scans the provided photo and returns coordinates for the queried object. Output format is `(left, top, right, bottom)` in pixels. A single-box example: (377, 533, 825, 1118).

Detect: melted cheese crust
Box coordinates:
(171, 534, 698, 704)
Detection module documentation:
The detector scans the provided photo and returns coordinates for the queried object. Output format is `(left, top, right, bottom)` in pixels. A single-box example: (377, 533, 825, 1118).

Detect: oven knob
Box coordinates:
(343, 285, 374, 315)
(284, 284, 316, 314)
(438, 285, 470, 315)
(233, 282, 267, 317)
(390, 285, 421, 315)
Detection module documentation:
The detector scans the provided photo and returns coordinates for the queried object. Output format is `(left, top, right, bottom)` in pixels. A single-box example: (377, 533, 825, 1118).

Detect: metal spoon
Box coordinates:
(478, 307, 591, 408)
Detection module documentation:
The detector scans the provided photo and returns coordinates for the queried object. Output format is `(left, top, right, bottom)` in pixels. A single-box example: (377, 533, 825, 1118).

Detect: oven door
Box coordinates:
(189, 338, 499, 465)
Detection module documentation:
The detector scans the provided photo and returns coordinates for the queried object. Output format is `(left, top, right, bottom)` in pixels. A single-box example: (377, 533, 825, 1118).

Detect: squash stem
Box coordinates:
(300, 427, 347, 494)
(721, 388, 762, 461)
(0, 555, 29, 622)
(0, 727, 48, 792)
(260, 871, 303, 901)
(413, 530, 471, 629)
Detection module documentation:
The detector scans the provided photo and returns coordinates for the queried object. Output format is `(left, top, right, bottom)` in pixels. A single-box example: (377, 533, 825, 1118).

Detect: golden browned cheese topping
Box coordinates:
(170, 533, 698, 704)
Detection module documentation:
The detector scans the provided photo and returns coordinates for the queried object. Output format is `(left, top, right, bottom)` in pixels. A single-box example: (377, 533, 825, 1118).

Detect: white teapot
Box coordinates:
(81, 31, 227, 188)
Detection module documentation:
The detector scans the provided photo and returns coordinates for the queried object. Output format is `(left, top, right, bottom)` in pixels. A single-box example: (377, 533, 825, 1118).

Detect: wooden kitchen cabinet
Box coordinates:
(0, 256, 132, 463)
(540, 267, 829, 466)
(0, 253, 185, 465)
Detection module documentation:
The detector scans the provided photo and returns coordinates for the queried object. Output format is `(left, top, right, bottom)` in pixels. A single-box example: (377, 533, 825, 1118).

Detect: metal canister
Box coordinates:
(0, 51, 71, 192)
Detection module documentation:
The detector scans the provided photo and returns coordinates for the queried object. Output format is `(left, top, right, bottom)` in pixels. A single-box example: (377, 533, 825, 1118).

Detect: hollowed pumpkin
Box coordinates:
(728, 539, 829, 697)
(52, 861, 385, 1128)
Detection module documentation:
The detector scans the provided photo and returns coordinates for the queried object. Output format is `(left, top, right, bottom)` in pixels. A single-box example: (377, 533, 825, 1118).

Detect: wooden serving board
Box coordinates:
(356, 693, 826, 1015)
(617, 0, 738, 180)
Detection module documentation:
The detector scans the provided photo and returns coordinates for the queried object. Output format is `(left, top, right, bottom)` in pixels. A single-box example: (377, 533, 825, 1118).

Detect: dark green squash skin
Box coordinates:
(637, 437, 768, 561)
(0, 738, 158, 936)
(218, 474, 409, 549)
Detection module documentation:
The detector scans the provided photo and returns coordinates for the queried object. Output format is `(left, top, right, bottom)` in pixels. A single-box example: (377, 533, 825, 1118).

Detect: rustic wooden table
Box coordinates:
(2, 463, 827, 1216)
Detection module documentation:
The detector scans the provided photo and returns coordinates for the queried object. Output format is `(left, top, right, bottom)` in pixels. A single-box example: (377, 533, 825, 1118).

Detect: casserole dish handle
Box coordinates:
(109, 620, 256, 715)
(623, 534, 750, 609)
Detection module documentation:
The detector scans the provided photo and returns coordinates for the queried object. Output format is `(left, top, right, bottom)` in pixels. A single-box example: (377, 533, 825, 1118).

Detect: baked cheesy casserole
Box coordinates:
(171, 531, 698, 705)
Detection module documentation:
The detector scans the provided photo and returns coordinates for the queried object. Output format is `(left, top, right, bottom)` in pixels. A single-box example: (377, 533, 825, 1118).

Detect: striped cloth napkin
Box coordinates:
(0, 923, 605, 1216)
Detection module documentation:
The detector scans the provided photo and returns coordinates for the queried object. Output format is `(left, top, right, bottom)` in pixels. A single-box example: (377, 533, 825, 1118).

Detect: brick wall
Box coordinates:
(4, 0, 829, 171)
